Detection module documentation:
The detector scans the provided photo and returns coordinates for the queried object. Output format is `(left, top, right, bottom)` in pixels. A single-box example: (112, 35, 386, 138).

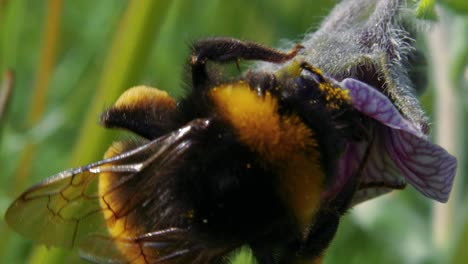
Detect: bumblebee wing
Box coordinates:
(79, 228, 191, 264)
(5, 119, 211, 255)
(79, 228, 228, 264)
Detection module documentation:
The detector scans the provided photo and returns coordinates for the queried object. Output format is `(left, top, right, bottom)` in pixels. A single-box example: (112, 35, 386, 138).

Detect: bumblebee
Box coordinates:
(6, 37, 456, 264)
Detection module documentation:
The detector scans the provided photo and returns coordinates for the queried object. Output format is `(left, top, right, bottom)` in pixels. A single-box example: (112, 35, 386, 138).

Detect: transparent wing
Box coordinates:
(79, 227, 231, 264)
(5, 119, 211, 262)
(80, 228, 197, 264)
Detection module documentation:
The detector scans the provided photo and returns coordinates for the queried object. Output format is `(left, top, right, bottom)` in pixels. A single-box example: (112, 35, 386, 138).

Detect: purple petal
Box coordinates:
(341, 78, 457, 202)
(384, 127, 457, 202)
(341, 78, 424, 137)
(351, 132, 407, 205)
(323, 143, 365, 200)
(326, 138, 405, 205)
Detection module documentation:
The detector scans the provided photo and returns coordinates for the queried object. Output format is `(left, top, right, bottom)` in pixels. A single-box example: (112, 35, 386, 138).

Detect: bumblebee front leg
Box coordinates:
(191, 37, 303, 65)
(190, 37, 303, 89)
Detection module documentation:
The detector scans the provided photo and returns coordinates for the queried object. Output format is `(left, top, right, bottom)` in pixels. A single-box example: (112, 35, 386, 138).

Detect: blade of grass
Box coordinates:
(12, 0, 62, 194)
(0, 0, 24, 73)
(0, 69, 14, 125)
(27, 1, 172, 263)
(69, 0, 172, 166)
(1, 0, 61, 262)
(427, 6, 462, 258)
(447, 10, 468, 264)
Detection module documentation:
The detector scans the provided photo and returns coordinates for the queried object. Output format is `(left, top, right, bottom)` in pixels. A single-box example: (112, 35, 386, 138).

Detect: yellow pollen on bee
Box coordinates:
(318, 82, 350, 109)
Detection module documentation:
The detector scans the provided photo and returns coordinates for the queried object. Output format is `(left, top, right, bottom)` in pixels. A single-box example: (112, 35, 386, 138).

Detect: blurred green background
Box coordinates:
(0, 0, 466, 263)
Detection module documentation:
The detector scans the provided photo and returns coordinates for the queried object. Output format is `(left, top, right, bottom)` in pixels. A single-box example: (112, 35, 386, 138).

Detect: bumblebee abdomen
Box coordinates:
(209, 81, 325, 230)
(173, 123, 292, 241)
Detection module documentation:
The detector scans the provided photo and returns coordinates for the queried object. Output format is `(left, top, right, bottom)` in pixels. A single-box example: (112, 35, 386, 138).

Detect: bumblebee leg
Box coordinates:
(100, 85, 177, 139)
(191, 37, 303, 65)
(295, 256, 324, 264)
(288, 144, 368, 262)
(190, 37, 303, 90)
(279, 211, 340, 264)
(250, 246, 276, 264)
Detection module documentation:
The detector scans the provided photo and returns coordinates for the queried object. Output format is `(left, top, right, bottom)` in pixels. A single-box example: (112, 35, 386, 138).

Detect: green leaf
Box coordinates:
(415, 0, 438, 20)
(438, 0, 468, 13)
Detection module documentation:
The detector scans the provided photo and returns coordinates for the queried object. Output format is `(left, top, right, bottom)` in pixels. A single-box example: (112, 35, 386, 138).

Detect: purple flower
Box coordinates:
(334, 78, 456, 203)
